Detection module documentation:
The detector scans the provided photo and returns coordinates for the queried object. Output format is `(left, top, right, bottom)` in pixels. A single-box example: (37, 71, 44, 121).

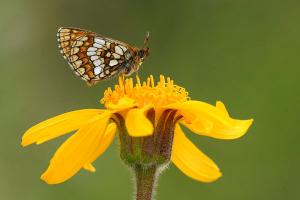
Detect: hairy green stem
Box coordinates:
(134, 165, 158, 200)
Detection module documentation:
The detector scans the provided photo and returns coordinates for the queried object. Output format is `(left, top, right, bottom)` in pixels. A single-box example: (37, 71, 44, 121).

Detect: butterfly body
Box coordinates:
(57, 27, 149, 85)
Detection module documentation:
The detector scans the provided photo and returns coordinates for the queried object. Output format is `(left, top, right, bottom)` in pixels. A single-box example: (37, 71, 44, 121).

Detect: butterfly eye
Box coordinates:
(138, 48, 149, 59)
(138, 50, 144, 58)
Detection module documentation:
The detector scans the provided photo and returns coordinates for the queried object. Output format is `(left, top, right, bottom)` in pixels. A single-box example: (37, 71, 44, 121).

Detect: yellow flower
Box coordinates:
(21, 75, 253, 185)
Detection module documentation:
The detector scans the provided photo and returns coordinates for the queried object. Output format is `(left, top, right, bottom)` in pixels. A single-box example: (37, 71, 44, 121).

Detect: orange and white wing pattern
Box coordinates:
(57, 27, 139, 85)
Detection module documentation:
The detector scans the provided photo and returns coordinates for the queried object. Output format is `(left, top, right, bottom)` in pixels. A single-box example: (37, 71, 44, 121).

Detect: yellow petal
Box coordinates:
(83, 123, 117, 172)
(207, 118, 253, 139)
(21, 109, 107, 146)
(125, 108, 153, 137)
(165, 101, 232, 127)
(105, 97, 136, 111)
(171, 125, 222, 182)
(83, 163, 96, 172)
(41, 115, 110, 184)
(181, 118, 214, 134)
(216, 101, 229, 117)
(166, 101, 253, 140)
(215, 101, 253, 138)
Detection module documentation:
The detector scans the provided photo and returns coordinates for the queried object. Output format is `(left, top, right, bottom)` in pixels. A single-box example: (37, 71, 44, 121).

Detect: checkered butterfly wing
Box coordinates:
(57, 27, 136, 85)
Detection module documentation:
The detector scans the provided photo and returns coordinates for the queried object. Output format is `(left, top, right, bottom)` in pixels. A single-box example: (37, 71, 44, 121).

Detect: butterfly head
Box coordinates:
(138, 47, 149, 63)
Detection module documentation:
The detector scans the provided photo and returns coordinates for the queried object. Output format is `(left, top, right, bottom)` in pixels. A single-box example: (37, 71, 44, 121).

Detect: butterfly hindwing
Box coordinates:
(57, 27, 135, 84)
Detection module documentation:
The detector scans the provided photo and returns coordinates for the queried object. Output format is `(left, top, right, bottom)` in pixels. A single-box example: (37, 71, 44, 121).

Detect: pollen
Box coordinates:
(101, 75, 190, 108)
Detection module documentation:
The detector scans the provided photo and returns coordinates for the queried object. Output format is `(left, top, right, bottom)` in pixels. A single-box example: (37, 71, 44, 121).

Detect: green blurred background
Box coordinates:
(1, 0, 299, 199)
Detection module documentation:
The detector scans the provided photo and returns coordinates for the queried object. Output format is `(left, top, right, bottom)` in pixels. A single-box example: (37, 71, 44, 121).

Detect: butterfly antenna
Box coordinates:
(143, 31, 150, 48)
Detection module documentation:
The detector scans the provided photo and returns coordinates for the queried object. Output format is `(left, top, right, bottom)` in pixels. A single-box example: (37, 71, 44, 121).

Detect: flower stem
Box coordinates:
(134, 165, 158, 200)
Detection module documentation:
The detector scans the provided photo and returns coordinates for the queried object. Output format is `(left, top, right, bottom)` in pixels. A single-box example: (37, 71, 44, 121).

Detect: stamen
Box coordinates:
(150, 75, 154, 88)
(136, 75, 141, 87)
(118, 76, 124, 89)
(101, 75, 189, 108)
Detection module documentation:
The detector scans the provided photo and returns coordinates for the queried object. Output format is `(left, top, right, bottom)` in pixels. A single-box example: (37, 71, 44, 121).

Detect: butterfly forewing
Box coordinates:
(57, 27, 136, 84)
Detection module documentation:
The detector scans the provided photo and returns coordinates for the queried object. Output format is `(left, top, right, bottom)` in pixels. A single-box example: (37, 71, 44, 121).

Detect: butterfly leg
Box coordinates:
(135, 70, 140, 79)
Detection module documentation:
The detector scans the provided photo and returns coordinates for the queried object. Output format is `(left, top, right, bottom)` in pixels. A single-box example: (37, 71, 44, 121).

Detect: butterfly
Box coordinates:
(57, 27, 150, 85)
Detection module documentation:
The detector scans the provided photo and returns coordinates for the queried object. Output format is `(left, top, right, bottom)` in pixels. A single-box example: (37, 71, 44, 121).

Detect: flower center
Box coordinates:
(101, 75, 190, 108)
